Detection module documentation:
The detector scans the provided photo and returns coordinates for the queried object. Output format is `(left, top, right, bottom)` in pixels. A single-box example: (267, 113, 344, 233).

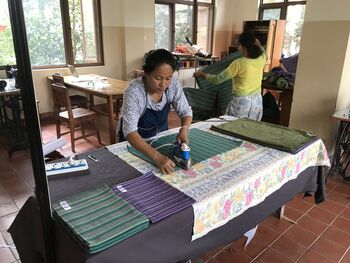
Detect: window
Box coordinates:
(0, 0, 103, 69)
(0, 0, 16, 67)
(155, 0, 214, 53)
(259, 0, 306, 57)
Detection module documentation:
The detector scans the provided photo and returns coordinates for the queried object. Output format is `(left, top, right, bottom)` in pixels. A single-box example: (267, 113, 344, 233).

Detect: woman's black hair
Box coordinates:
(142, 49, 178, 74)
(238, 31, 263, 59)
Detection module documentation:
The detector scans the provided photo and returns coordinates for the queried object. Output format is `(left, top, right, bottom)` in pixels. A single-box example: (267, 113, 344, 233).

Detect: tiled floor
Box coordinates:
(0, 113, 349, 263)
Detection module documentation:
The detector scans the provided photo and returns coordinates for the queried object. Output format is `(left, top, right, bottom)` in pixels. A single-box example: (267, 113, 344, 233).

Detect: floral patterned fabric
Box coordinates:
(107, 118, 330, 241)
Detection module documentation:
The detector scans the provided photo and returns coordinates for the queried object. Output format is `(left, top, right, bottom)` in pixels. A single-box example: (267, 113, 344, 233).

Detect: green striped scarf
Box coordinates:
(53, 184, 149, 253)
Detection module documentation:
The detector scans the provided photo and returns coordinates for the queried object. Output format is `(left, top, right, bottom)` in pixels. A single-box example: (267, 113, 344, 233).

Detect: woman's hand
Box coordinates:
(193, 70, 206, 79)
(176, 126, 189, 144)
(152, 151, 175, 174)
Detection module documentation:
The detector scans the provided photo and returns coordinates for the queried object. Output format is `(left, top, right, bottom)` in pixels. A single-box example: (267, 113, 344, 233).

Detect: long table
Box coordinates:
(50, 74, 127, 144)
(9, 121, 329, 263)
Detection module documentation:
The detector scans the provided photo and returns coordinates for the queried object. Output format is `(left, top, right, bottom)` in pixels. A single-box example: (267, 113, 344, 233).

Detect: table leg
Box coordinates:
(107, 96, 115, 145)
(279, 90, 293, 127)
(89, 95, 94, 111)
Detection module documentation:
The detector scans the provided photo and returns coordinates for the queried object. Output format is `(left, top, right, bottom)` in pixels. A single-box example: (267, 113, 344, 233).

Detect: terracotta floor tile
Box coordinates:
(332, 184, 350, 196)
(325, 180, 338, 193)
(1, 231, 13, 245)
(298, 249, 335, 263)
(0, 194, 18, 218)
(284, 206, 305, 222)
(331, 216, 350, 235)
(206, 258, 219, 263)
(271, 235, 307, 261)
(321, 225, 350, 248)
(0, 232, 16, 263)
(339, 207, 350, 219)
(306, 206, 337, 224)
(0, 212, 17, 232)
(261, 214, 293, 234)
(297, 215, 328, 235)
(311, 237, 347, 262)
(232, 236, 267, 259)
(286, 197, 314, 213)
(253, 248, 293, 263)
(284, 224, 318, 247)
(327, 191, 350, 206)
(299, 194, 316, 204)
(340, 249, 350, 263)
(254, 224, 280, 245)
(317, 199, 346, 215)
(214, 246, 251, 263)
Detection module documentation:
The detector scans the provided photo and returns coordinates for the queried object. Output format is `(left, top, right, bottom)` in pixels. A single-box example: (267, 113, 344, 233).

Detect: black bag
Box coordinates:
(262, 92, 280, 123)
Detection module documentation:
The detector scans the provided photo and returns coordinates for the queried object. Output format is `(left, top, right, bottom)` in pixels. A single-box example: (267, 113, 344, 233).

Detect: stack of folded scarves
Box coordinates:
(112, 171, 195, 223)
(52, 184, 149, 254)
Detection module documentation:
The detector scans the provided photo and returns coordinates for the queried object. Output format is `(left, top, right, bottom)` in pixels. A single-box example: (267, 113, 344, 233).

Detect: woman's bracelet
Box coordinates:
(180, 125, 189, 130)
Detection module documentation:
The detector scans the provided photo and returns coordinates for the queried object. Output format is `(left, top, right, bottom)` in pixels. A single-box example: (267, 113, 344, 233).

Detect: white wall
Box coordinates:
(289, 0, 350, 151)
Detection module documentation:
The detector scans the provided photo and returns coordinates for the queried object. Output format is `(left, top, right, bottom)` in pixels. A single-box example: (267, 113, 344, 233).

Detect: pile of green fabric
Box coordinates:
(263, 67, 295, 89)
(211, 118, 318, 154)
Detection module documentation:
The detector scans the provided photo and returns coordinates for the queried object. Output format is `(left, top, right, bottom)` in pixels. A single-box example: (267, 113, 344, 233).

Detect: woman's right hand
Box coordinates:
(193, 70, 206, 79)
(152, 152, 175, 174)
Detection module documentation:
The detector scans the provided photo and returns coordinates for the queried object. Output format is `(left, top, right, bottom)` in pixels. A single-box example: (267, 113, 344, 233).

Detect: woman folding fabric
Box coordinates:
(118, 49, 193, 174)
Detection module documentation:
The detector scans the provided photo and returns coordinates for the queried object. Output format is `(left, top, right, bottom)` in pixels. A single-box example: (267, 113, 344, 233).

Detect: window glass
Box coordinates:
(262, 0, 283, 3)
(174, 4, 193, 47)
(69, 0, 99, 64)
(155, 4, 170, 50)
(22, 0, 66, 66)
(262, 8, 281, 20)
(198, 0, 212, 3)
(0, 0, 16, 66)
(197, 5, 210, 51)
(283, 4, 305, 56)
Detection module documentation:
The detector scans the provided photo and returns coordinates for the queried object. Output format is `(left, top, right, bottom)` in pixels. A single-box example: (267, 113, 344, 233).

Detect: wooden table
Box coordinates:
(261, 83, 293, 127)
(51, 74, 127, 145)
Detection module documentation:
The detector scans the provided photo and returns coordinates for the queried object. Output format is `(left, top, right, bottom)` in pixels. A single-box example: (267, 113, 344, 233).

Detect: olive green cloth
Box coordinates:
(127, 128, 242, 168)
(211, 118, 318, 154)
(53, 184, 149, 254)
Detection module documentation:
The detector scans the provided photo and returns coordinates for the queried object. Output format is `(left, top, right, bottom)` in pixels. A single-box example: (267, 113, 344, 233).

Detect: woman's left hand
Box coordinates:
(176, 126, 189, 144)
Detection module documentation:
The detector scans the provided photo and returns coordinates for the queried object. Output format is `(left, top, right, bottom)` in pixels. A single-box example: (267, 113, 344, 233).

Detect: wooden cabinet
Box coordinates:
(243, 20, 286, 72)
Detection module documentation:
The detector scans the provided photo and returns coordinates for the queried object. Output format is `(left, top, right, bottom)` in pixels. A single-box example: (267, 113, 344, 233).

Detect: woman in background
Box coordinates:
(193, 31, 266, 120)
(118, 49, 192, 174)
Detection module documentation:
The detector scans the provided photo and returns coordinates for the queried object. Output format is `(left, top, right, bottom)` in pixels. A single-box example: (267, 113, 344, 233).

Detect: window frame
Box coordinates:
(258, 0, 306, 20)
(155, 0, 214, 52)
(0, 0, 104, 70)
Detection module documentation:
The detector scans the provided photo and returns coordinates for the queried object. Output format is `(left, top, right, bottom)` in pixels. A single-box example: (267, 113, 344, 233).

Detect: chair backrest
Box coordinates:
(52, 73, 65, 85)
(51, 83, 73, 119)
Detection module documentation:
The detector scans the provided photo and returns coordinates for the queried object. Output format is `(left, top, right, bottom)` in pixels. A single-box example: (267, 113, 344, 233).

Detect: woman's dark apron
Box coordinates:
(119, 91, 170, 142)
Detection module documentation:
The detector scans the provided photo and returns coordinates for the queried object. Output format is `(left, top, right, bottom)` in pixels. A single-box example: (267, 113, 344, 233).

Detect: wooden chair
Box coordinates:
(52, 73, 88, 108)
(51, 83, 101, 152)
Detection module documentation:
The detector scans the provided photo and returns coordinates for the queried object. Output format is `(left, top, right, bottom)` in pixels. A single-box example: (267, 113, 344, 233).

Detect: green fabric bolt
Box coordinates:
(127, 128, 242, 168)
(211, 118, 318, 154)
(53, 184, 149, 254)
